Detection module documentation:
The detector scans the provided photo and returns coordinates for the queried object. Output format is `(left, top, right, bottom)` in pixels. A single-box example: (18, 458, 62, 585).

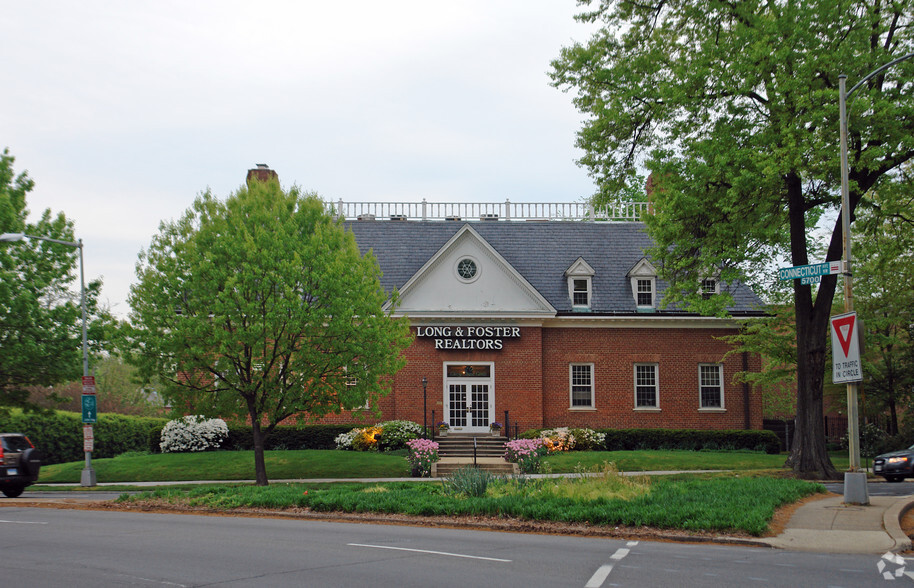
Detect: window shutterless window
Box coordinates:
(569, 363, 594, 408)
(634, 363, 658, 408)
(699, 364, 724, 408)
(636, 279, 654, 307)
(701, 278, 718, 300)
(572, 278, 590, 307)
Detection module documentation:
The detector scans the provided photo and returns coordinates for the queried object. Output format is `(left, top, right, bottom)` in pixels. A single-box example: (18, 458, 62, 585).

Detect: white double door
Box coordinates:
(444, 363, 493, 433)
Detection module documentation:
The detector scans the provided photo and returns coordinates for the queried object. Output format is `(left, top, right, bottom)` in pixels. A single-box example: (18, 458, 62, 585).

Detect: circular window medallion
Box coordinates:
(456, 257, 478, 281)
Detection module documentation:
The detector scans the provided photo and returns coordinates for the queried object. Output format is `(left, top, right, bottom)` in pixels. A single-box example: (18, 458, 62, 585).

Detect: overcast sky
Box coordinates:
(2, 1, 599, 317)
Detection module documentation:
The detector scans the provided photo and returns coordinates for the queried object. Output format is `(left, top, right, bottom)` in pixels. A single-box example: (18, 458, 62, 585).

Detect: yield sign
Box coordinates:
(831, 311, 862, 384)
(832, 314, 856, 358)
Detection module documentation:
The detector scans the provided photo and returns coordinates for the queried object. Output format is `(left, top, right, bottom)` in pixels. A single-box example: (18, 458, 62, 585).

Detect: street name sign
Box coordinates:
(778, 261, 844, 282)
(831, 311, 863, 384)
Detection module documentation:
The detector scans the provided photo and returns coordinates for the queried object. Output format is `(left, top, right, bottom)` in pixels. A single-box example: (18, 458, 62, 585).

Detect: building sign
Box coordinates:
(416, 325, 521, 350)
(831, 312, 862, 384)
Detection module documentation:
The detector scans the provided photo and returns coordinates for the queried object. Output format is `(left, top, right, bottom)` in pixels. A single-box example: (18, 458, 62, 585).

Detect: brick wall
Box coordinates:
(542, 326, 762, 430)
(307, 323, 763, 432)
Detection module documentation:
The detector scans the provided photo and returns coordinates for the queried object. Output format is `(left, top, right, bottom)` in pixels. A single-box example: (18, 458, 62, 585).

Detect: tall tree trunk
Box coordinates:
(784, 172, 839, 479)
(250, 417, 269, 486)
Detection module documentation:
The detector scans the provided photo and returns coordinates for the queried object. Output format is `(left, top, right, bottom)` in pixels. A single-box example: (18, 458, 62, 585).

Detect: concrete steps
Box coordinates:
(436, 434, 507, 458)
(432, 434, 516, 478)
(432, 457, 519, 478)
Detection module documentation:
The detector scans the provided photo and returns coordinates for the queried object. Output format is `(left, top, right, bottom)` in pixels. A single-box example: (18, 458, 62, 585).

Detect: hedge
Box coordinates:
(521, 427, 780, 454)
(600, 429, 780, 454)
(222, 424, 359, 451)
(0, 410, 167, 465)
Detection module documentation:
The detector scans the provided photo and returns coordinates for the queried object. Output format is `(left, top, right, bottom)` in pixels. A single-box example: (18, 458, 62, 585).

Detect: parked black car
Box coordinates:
(873, 445, 914, 482)
(0, 433, 41, 497)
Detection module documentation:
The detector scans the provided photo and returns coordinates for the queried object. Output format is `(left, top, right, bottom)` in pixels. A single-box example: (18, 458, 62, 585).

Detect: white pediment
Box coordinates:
(388, 224, 555, 318)
(627, 258, 657, 278)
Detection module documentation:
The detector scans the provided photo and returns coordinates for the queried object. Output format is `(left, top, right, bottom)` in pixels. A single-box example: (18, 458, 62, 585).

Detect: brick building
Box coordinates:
(331, 206, 766, 435)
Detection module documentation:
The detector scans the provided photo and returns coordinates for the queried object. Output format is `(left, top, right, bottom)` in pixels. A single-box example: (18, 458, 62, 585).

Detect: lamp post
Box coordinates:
(0, 232, 96, 486)
(422, 376, 428, 438)
(838, 51, 914, 505)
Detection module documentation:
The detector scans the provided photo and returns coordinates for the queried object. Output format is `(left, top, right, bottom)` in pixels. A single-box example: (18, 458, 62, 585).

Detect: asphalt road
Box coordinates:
(825, 479, 914, 496)
(0, 506, 898, 587)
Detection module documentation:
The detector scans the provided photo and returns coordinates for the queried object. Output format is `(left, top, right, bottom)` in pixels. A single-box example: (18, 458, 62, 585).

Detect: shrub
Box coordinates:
(0, 409, 166, 464)
(222, 424, 356, 451)
(505, 438, 548, 473)
(405, 438, 439, 477)
(443, 466, 496, 497)
(376, 420, 424, 451)
(160, 415, 229, 453)
(334, 420, 423, 451)
(598, 428, 780, 454)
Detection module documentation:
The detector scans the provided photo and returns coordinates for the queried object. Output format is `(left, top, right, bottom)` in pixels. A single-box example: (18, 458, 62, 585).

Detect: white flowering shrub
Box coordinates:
(334, 421, 424, 451)
(160, 415, 229, 453)
(335, 428, 361, 450)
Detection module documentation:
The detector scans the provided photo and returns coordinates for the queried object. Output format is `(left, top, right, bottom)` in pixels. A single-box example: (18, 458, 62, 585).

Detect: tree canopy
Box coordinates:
(129, 178, 413, 485)
(0, 148, 106, 410)
(853, 174, 914, 435)
(551, 1, 914, 478)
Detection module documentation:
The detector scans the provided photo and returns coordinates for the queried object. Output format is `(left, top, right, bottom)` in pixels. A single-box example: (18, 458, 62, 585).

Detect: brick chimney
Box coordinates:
(246, 163, 278, 185)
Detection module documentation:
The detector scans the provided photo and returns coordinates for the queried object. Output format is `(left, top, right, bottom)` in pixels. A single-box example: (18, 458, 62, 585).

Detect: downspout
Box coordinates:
(743, 351, 751, 429)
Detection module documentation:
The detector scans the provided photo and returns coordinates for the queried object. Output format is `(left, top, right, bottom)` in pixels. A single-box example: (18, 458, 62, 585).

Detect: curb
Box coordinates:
(885, 496, 914, 553)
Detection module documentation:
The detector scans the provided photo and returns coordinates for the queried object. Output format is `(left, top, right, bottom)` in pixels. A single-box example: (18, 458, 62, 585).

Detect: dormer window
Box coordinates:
(564, 257, 595, 311)
(700, 278, 719, 300)
(627, 258, 657, 310)
(636, 279, 654, 307)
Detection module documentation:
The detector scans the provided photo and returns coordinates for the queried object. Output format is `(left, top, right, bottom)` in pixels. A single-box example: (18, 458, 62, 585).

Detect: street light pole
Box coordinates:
(838, 51, 914, 505)
(0, 232, 96, 486)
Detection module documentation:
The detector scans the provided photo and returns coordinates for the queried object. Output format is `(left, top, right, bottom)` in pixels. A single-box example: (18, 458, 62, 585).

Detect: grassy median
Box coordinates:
(117, 468, 824, 536)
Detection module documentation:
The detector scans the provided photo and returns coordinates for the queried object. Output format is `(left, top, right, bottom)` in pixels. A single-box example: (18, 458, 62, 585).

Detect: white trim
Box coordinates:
(698, 363, 725, 410)
(455, 255, 481, 283)
(443, 361, 495, 433)
(633, 363, 659, 408)
(569, 363, 595, 408)
(385, 224, 556, 315)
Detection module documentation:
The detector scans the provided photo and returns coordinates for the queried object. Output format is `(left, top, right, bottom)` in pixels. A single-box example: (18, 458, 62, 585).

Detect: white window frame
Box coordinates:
(627, 258, 657, 310)
(565, 257, 595, 311)
(700, 278, 719, 300)
(635, 278, 655, 308)
(634, 363, 660, 410)
(569, 277, 592, 309)
(698, 363, 725, 411)
(569, 363, 595, 409)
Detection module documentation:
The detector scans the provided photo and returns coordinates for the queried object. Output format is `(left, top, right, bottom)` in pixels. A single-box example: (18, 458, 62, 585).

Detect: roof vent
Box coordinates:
(390, 214, 408, 221)
(357, 213, 376, 221)
(445, 215, 462, 221)
(480, 214, 499, 221)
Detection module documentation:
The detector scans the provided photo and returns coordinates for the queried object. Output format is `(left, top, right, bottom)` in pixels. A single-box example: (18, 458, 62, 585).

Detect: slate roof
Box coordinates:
(344, 220, 766, 316)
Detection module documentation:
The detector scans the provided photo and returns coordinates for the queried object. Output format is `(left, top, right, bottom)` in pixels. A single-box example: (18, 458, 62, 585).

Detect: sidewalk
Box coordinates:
(753, 493, 914, 554)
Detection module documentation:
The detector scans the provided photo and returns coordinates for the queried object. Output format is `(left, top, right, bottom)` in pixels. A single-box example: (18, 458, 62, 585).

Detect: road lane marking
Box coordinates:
(585, 542, 638, 588)
(0, 519, 47, 524)
(347, 543, 511, 562)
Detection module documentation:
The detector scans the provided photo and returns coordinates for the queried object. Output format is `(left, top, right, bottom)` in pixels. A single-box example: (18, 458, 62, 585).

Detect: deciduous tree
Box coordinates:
(0, 148, 106, 410)
(551, 1, 914, 478)
(129, 178, 412, 485)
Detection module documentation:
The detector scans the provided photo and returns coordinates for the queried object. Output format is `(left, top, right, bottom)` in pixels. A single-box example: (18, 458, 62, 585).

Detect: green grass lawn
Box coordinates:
(121, 472, 825, 536)
(37, 448, 849, 484)
(544, 450, 850, 473)
(38, 449, 411, 484)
